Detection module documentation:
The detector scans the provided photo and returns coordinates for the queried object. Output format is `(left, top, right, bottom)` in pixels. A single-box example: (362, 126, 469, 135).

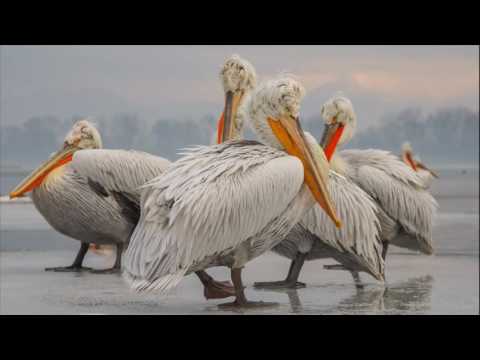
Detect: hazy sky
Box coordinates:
(1, 45, 478, 127)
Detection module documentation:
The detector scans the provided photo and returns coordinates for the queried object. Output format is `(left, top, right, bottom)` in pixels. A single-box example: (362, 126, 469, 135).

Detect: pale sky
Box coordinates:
(1, 45, 478, 127)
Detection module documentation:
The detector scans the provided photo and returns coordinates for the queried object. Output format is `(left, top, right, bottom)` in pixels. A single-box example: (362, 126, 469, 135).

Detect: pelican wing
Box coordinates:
(301, 171, 384, 279)
(341, 149, 438, 253)
(72, 149, 171, 203)
(341, 149, 426, 189)
(123, 141, 305, 292)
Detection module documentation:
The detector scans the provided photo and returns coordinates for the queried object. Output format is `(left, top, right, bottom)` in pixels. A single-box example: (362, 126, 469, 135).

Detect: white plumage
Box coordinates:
(123, 142, 307, 292)
(220, 54, 257, 95)
(339, 149, 437, 254)
(72, 149, 171, 203)
(415, 169, 435, 189)
(245, 77, 305, 150)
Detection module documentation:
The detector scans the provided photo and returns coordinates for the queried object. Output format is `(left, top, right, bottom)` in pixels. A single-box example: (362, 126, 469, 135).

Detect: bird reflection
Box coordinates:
(286, 290, 304, 313)
(336, 275, 434, 314)
(277, 275, 434, 314)
(383, 275, 434, 313)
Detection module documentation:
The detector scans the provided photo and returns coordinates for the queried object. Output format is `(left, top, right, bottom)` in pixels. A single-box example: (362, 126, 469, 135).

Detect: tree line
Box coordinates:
(301, 106, 478, 164)
(1, 107, 478, 168)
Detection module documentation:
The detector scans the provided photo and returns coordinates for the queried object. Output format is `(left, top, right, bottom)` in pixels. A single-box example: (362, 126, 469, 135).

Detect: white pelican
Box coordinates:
(9, 120, 170, 272)
(216, 54, 256, 144)
(318, 95, 438, 261)
(69, 55, 257, 299)
(219, 119, 386, 287)
(122, 76, 341, 308)
(401, 142, 439, 189)
(254, 132, 385, 288)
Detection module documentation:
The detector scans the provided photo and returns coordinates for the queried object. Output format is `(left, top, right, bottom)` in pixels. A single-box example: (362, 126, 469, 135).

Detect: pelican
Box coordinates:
(69, 55, 257, 299)
(254, 132, 385, 288)
(318, 95, 438, 261)
(122, 76, 341, 308)
(215, 54, 256, 143)
(401, 142, 439, 189)
(218, 129, 386, 288)
(9, 120, 169, 272)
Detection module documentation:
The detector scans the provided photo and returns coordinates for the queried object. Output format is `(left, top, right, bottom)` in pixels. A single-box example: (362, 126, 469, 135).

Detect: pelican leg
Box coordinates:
(90, 243, 123, 274)
(195, 271, 235, 300)
(45, 242, 92, 272)
(323, 264, 346, 270)
(324, 264, 365, 289)
(219, 268, 278, 308)
(350, 271, 364, 290)
(380, 241, 389, 282)
(254, 252, 307, 289)
(382, 241, 389, 261)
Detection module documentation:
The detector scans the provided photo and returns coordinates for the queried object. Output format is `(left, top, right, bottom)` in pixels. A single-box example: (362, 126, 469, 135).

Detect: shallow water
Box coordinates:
(0, 169, 478, 314)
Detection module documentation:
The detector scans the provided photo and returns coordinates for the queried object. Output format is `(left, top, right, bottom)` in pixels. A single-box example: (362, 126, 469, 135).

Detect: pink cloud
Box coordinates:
(351, 71, 400, 93)
(349, 57, 478, 103)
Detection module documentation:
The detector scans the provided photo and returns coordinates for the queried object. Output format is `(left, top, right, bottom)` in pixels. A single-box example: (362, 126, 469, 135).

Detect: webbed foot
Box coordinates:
(254, 280, 306, 289)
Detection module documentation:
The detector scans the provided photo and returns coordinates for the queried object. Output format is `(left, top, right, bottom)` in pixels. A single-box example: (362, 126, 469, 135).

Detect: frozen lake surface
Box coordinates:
(0, 251, 477, 314)
(0, 169, 478, 314)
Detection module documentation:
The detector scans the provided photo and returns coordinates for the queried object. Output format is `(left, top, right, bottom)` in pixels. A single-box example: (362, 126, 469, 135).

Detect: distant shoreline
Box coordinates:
(1, 164, 478, 176)
(0, 196, 32, 203)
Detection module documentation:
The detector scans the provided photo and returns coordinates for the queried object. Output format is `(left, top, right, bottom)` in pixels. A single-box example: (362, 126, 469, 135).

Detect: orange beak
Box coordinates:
(9, 144, 77, 198)
(217, 90, 244, 144)
(216, 112, 225, 145)
(403, 152, 418, 172)
(319, 118, 345, 161)
(268, 116, 341, 228)
(416, 161, 439, 178)
(402, 149, 438, 178)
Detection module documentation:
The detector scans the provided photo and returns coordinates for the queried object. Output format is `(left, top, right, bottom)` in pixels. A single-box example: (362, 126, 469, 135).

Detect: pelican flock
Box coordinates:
(68, 55, 259, 300)
(122, 76, 341, 307)
(215, 57, 386, 289)
(7, 53, 439, 310)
